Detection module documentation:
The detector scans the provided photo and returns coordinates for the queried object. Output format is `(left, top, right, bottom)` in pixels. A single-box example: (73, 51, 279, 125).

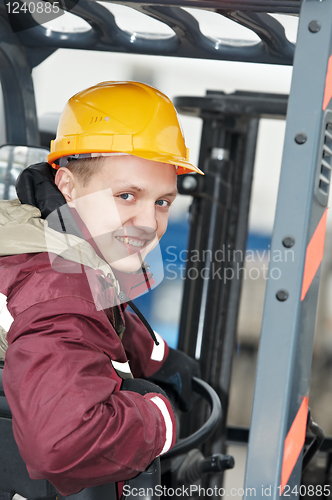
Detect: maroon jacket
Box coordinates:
(0, 201, 176, 496)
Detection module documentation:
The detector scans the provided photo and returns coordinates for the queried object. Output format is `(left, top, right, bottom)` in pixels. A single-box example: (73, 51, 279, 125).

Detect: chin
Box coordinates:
(110, 253, 144, 274)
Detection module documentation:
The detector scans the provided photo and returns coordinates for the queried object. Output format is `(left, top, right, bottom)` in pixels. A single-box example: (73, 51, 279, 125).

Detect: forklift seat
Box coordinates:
(0, 362, 116, 500)
(0, 361, 57, 499)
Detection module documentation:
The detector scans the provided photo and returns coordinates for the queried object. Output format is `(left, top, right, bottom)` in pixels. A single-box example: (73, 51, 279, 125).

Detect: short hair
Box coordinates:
(64, 156, 107, 187)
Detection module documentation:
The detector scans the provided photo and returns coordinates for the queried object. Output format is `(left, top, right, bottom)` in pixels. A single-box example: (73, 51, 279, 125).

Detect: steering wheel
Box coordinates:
(162, 376, 222, 460)
(123, 377, 223, 500)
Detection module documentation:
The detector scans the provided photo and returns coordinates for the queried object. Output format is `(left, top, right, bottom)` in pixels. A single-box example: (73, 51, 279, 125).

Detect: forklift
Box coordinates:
(0, 0, 332, 498)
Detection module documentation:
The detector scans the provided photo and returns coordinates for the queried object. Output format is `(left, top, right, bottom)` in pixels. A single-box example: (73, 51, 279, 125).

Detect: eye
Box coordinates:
(119, 193, 135, 201)
(155, 199, 169, 208)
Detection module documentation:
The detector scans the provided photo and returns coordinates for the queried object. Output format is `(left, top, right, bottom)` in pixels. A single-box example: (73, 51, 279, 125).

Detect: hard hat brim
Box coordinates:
(48, 150, 204, 175)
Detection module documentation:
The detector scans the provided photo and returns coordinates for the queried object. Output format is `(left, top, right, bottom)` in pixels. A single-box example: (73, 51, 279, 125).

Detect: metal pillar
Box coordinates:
(244, 1, 332, 497)
(0, 15, 39, 145)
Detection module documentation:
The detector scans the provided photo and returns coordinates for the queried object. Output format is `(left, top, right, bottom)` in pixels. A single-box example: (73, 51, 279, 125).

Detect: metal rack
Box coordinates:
(0, 0, 300, 145)
(4, 1, 302, 61)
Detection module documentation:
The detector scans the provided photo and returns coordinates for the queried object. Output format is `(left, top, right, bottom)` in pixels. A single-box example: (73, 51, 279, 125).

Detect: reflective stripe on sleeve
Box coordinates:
(150, 395, 173, 455)
(111, 360, 131, 373)
(0, 293, 13, 332)
(150, 332, 165, 362)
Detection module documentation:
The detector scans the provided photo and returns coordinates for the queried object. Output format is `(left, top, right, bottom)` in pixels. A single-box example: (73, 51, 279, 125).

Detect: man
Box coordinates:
(0, 81, 202, 496)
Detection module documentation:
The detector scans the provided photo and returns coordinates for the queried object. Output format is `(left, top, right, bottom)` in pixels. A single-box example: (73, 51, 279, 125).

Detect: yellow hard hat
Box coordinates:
(48, 81, 203, 175)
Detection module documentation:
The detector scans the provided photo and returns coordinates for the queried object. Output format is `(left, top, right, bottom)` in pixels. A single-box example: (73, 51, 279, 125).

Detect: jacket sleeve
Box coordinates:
(3, 299, 176, 496)
(121, 311, 169, 378)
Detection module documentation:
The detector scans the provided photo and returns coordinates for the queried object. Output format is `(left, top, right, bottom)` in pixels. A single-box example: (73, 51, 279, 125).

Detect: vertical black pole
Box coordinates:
(3, 146, 14, 200)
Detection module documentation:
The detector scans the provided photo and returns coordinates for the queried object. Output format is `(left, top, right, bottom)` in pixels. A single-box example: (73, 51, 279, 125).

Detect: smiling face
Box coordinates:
(55, 155, 178, 273)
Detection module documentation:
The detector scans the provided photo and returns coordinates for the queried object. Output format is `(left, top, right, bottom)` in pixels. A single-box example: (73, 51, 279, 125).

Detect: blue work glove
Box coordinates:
(121, 378, 169, 399)
(148, 348, 201, 412)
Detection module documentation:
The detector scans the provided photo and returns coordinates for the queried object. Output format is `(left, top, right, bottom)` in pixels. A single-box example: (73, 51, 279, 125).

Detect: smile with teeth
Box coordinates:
(115, 236, 147, 248)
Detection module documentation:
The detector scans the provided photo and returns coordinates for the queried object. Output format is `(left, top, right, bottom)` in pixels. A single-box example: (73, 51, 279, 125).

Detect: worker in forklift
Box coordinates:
(0, 81, 202, 496)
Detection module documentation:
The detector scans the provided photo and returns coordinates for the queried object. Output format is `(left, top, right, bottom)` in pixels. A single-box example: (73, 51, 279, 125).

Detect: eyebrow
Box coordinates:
(116, 184, 144, 192)
(162, 190, 178, 198)
(115, 183, 178, 198)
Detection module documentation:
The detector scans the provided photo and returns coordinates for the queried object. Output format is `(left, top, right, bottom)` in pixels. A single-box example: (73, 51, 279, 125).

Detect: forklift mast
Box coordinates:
(244, 0, 332, 496)
(1, 0, 332, 498)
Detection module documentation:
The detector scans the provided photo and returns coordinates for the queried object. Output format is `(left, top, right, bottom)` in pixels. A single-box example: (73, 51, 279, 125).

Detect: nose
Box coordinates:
(132, 202, 158, 233)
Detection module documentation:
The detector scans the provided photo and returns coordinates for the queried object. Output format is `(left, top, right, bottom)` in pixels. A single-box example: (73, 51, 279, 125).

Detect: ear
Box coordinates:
(55, 168, 75, 203)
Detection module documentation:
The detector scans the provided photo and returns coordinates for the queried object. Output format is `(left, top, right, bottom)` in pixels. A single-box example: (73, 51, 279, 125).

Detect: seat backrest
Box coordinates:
(0, 362, 11, 418)
(0, 362, 56, 499)
(0, 362, 159, 500)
